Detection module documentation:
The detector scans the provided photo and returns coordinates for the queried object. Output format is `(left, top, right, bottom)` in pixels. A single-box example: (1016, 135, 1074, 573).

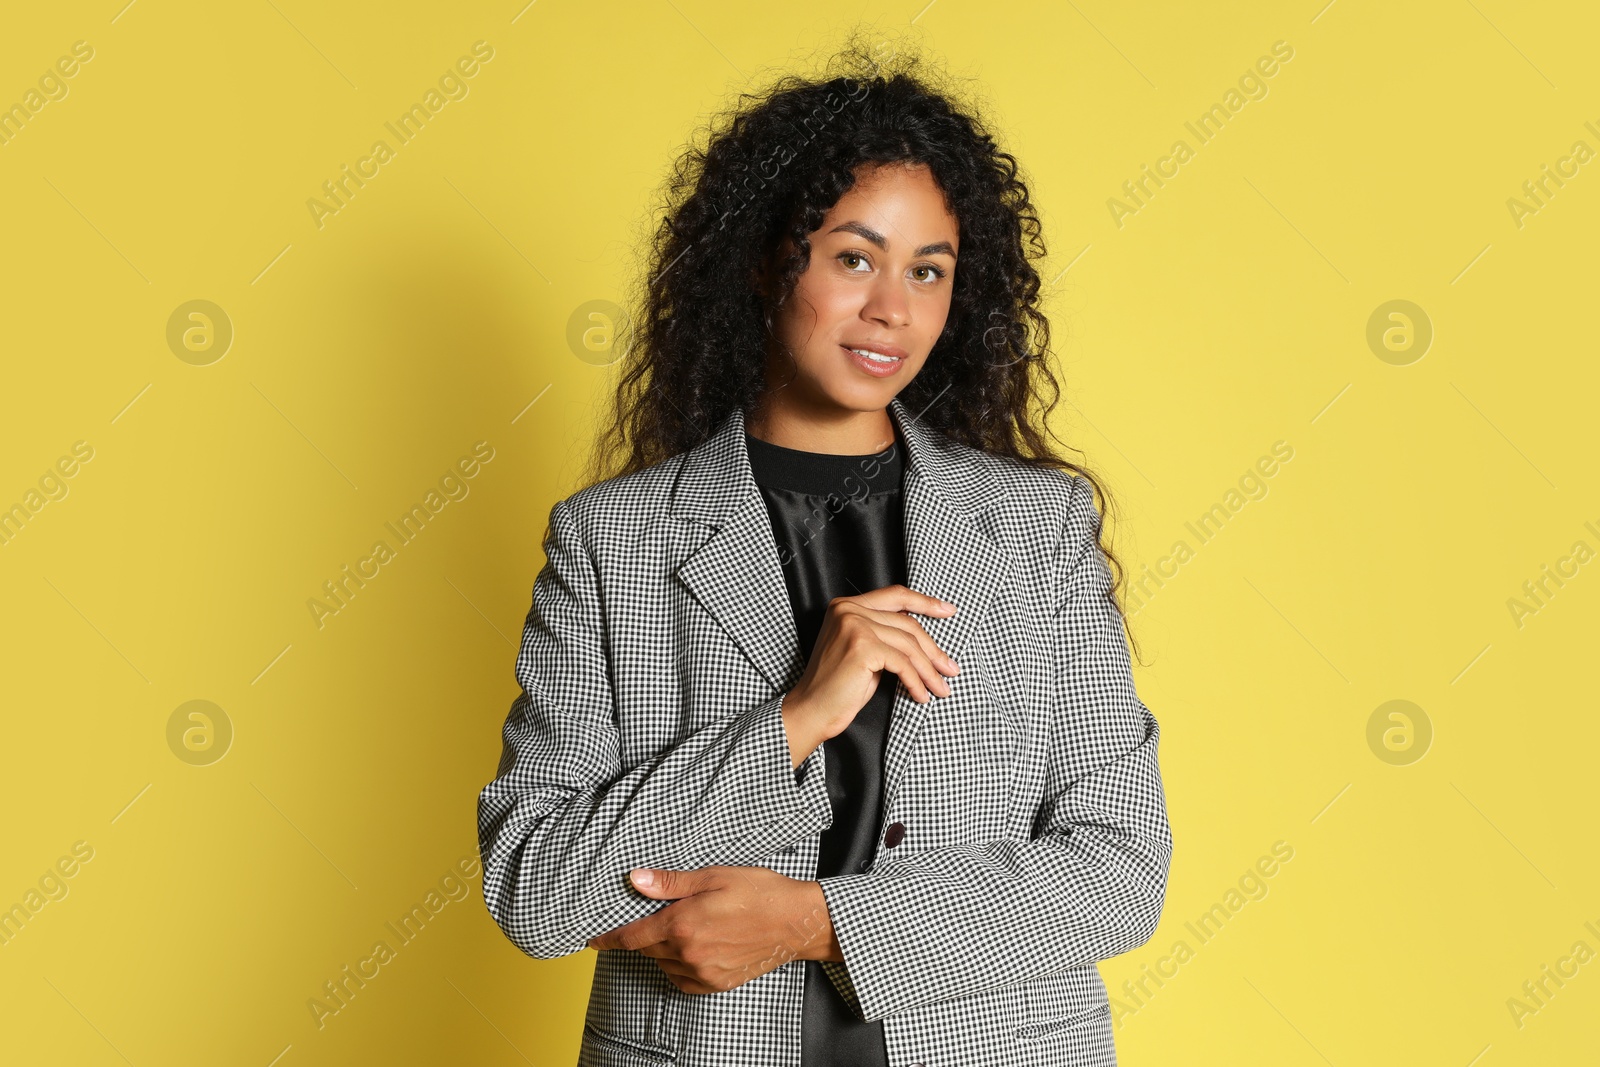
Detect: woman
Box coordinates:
(477, 41, 1173, 1067)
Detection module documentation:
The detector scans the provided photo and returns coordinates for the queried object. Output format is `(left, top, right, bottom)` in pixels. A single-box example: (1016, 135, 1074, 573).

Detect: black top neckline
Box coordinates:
(744, 430, 904, 497)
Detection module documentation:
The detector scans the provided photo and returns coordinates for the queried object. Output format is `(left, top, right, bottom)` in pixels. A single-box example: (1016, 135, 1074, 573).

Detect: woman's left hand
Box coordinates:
(586, 866, 841, 993)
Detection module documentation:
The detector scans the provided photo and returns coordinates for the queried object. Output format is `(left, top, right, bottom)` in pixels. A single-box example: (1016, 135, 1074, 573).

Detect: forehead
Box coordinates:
(822, 163, 959, 245)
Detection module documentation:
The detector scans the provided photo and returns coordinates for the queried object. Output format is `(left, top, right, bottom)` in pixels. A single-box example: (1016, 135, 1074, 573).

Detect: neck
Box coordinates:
(746, 395, 897, 455)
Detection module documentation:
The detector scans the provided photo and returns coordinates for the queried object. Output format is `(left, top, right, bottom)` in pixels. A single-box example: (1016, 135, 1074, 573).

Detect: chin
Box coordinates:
(817, 379, 905, 413)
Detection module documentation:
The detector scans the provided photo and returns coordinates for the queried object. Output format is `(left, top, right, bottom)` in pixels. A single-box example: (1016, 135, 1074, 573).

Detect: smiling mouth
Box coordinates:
(842, 345, 903, 364)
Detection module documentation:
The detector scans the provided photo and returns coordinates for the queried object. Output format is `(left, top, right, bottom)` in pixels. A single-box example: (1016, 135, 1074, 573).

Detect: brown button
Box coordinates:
(883, 822, 905, 848)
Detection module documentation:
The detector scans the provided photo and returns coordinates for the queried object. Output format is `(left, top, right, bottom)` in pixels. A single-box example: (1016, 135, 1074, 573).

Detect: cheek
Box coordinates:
(915, 294, 953, 353)
(770, 293, 817, 350)
(800, 275, 861, 331)
(779, 284, 856, 363)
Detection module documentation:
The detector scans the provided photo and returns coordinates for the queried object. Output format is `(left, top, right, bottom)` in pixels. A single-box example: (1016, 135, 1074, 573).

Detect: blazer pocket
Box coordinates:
(580, 1022, 677, 1066)
(1012, 1001, 1110, 1041)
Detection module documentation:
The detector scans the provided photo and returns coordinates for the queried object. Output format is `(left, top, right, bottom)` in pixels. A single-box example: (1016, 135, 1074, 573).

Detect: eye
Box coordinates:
(837, 250, 948, 283)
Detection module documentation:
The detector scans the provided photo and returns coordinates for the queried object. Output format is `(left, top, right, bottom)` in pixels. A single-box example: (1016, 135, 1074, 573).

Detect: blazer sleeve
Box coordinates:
(476, 497, 834, 960)
(814, 474, 1174, 1022)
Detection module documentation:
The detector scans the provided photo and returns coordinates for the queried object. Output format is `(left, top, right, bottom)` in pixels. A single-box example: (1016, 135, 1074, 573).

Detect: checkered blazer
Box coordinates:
(477, 395, 1173, 1066)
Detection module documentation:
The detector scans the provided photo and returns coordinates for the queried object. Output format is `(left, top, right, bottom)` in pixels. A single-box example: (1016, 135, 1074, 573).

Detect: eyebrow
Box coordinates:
(827, 220, 956, 258)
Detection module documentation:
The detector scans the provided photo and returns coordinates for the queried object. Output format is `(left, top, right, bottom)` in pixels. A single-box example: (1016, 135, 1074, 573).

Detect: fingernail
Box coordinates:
(632, 869, 654, 888)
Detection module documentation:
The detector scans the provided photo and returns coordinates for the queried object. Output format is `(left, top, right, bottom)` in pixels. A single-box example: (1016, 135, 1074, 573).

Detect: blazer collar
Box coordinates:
(670, 396, 1015, 811)
(670, 395, 1005, 528)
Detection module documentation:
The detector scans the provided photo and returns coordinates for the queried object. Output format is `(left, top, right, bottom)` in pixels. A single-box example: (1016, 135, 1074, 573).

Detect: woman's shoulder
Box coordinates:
(933, 431, 1089, 518)
(929, 435, 1103, 580)
(551, 450, 690, 539)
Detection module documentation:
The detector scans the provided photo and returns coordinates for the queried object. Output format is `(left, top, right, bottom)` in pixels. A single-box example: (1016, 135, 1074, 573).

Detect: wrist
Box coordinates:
(786, 880, 843, 963)
(779, 691, 823, 769)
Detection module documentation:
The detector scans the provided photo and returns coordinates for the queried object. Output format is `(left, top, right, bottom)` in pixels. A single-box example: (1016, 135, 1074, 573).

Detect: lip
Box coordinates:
(840, 343, 907, 378)
(841, 340, 909, 360)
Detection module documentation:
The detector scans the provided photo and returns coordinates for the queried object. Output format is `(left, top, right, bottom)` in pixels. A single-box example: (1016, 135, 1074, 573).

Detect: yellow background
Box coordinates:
(2, 1, 1596, 1063)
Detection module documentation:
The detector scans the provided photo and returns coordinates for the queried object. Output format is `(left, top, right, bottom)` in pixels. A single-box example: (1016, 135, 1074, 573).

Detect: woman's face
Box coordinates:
(761, 162, 960, 420)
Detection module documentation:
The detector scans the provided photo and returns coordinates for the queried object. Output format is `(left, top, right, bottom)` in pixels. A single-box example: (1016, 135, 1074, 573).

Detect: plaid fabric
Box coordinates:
(477, 396, 1173, 1066)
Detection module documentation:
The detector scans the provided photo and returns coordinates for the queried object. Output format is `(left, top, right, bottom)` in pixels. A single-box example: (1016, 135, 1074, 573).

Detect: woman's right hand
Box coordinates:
(780, 584, 961, 767)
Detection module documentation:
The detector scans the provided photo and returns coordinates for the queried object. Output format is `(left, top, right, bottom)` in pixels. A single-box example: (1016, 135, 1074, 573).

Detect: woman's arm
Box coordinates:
(476, 497, 834, 960)
(813, 475, 1174, 1022)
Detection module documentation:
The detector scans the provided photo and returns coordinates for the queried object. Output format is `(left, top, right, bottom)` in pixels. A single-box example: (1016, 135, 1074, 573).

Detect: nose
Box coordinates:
(861, 270, 910, 328)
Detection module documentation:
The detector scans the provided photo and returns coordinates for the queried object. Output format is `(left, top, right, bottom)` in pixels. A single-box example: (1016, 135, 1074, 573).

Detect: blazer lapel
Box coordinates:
(670, 397, 1015, 810)
(672, 406, 804, 693)
(881, 396, 1013, 814)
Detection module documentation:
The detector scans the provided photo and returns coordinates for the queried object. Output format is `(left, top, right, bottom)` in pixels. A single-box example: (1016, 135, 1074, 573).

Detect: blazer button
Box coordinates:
(883, 822, 905, 848)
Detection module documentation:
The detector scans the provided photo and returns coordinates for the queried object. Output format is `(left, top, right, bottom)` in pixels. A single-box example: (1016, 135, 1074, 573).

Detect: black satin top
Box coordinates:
(745, 427, 905, 1067)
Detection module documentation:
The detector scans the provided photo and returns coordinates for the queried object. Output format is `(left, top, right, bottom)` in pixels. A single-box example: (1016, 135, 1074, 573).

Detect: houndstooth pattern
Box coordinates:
(476, 396, 1173, 1066)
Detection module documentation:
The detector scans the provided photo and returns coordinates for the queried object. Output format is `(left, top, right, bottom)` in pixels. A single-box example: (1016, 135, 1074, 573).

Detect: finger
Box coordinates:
(592, 913, 671, 953)
(633, 940, 681, 960)
(630, 867, 695, 899)
(851, 606, 960, 676)
(657, 964, 717, 996)
(846, 584, 957, 618)
(865, 625, 950, 698)
(824, 615, 926, 700)
(846, 583, 956, 617)
(586, 918, 635, 951)
(875, 643, 934, 703)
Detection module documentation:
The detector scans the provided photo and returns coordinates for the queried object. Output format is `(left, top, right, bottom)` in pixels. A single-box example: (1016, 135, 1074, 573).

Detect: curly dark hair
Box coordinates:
(585, 34, 1141, 659)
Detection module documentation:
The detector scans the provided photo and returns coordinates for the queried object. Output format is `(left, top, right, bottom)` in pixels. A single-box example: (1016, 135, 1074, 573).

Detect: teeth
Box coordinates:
(849, 347, 899, 363)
